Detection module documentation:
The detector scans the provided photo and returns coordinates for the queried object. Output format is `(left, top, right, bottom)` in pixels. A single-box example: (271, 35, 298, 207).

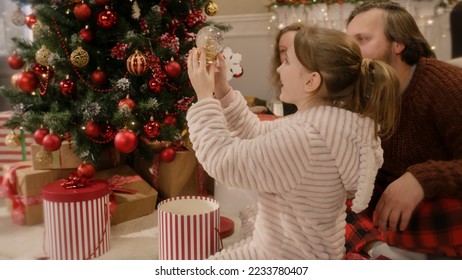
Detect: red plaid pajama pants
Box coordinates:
(345, 185, 462, 258)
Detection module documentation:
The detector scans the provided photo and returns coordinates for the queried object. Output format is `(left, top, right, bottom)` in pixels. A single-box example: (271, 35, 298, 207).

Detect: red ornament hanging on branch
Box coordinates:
(16, 71, 38, 93)
(143, 117, 161, 138)
(77, 162, 96, 178)
(233, 66, 244, 78)
(160, 147, 176, 163)
(126, 50, 149, 76)
(7, 53, 24, 69)
(114, 129, 138, 154)
(25, 14, 37, 28)
(84, 121, 101, 138)
(97, 9, 118, 29)
(74, 3, 92, 21)
(79, 26, 93, 43)
(91, 68, 108, 85)
(101, 124, 116, 141)
(164, 59, 181, 78)
(42, 133, 62, 152)
(148, 76, 162, 93)
(59, 75, 77, 96)
(32, 64, 48, 79)
(33, 127, 49, 145)
(163, 115, 177, 127)
(118, 95, 135, 112)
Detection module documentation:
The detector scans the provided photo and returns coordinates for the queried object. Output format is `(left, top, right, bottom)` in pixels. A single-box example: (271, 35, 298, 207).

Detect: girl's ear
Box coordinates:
(392, 41, 405, 55)
(304, 72, 322, 93)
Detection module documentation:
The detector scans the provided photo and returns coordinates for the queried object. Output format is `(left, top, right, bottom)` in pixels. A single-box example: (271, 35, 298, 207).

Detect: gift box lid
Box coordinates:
(42, 178, 110, 203)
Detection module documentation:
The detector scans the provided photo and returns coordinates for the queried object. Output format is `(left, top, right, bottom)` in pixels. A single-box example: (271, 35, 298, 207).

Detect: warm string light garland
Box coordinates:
(268, 0, 459, 59)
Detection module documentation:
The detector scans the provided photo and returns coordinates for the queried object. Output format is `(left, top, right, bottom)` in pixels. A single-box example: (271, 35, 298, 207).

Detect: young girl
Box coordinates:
(186, 25, 400, 259)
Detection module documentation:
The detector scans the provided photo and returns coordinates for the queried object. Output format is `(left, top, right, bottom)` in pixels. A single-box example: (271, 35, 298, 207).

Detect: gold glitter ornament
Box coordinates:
(11, 72, 21, 88)
(36, 149, 53, 164)
(205, 0, 219, 16)
(31, 20, 44, 39)
(11, 7, 26, 26)
(70, 46, 89, 67)
(5, 131, 21, 147)
(36, 45, 52, 66)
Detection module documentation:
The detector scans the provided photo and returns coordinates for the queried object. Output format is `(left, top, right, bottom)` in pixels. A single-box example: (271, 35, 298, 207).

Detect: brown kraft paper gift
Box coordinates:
(132, 150, 214, 199)
(93, 165, 158, 225)
(1, 161, 74, 225)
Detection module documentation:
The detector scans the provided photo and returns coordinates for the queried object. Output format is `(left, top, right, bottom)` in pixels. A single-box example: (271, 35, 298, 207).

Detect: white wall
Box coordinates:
(214, 0, 270, 15)
(213, 13, 277, 101)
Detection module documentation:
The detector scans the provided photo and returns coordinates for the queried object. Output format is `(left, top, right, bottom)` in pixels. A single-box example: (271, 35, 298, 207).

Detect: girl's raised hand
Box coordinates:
(187, 48, 216, 101)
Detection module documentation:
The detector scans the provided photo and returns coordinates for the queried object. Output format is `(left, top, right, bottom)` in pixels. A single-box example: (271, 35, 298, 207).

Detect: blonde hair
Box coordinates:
(294, 26, 401, 139)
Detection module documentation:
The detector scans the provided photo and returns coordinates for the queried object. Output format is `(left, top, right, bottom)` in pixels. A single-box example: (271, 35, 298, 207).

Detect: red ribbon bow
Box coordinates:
(60, 172, 88, 189)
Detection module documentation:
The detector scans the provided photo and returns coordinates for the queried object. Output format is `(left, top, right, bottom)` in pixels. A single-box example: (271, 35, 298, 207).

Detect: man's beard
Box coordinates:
(378, 42, 393, 65)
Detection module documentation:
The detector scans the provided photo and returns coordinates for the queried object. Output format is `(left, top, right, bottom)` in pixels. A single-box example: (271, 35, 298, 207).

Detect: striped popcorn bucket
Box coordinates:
(42, 177, 111, 260)
(158, 196, 221, 260)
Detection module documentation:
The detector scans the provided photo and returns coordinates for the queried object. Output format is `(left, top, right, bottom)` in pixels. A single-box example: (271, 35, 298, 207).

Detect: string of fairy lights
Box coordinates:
(267, 0, 460, 60)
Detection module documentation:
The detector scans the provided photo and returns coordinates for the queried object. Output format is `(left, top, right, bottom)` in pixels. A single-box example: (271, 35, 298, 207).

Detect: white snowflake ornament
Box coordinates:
(221, 47, 243, 81)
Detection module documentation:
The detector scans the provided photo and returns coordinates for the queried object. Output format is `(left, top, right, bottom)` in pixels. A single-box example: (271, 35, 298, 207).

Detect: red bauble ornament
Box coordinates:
(118, 96, 135, 112)
(32, 64, 47, 78)
(164, 60, 181, 78)
(126, 50, 148, 76)
(94, 0, 111, 5)
(91, 68, 108, 85)
(7, 54, 24, 69)
(101, 124, 116, 140)
(25, 14, 37, 28)
(97, 10, 118, 29)
(33, 127, 49, 145)
(114, 129, 138, 154)
(59, 76, 76, 96)
(148, 77, 161, 93)
(16, 71, 38, 93)
(74, 3, 91, 21)
(79, 27, 93, 43)
(163, 115, 177, 126)
(85, 121, 100, 138)
(77, 162, 96, 178)
(233, 66, 244, 78)
(160, 147, 176, 163)
(42, 133, 62, 152)
(143, 119, 161, 138)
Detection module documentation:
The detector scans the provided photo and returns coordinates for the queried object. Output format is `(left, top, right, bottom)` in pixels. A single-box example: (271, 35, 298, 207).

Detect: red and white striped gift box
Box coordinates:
(0, 111, 33, 176)
(42, 178, 111, 260)
(158, 196, 221, 260)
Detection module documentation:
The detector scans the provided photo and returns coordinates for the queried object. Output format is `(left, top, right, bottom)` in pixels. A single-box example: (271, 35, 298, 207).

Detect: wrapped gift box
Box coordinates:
(1, 161, 74, 225)
(0, 111, 33, 176)
(42, 177, 111, 260)
(93, 165, 158, 225)
(132, 150, 214, 199)
(31, 142, 120, 170)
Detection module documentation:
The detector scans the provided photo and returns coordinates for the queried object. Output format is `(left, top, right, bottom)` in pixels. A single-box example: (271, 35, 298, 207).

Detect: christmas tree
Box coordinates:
(1, 0, 226, 168)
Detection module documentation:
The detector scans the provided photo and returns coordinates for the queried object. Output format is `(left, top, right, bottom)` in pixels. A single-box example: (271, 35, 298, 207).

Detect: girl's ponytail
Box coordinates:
(355, 59, 401, 140)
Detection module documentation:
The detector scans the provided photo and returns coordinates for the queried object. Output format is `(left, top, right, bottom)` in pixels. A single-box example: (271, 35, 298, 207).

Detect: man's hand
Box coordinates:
(373, 172, 424, 232)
